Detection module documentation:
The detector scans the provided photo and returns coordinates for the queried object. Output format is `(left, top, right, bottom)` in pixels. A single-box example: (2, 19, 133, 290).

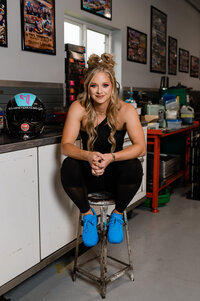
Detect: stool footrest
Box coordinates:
(107, 266, 130, 283)
(76, 267, 101, 283)
(76, 264, 132, 285)
(75, 255, 132, 284)
(107, 255, 130, 267)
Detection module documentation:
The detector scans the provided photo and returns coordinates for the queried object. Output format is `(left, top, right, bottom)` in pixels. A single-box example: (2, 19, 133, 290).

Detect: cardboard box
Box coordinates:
(141, 115, 158, 123)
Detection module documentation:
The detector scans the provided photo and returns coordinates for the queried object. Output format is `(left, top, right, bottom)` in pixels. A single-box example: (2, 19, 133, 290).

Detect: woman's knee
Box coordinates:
(61, 157, 82, 186)
(117, 158, 143, 184)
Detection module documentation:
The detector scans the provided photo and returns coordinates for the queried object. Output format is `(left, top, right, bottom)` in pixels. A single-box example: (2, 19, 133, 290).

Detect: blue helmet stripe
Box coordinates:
(14, 93, 36, 107)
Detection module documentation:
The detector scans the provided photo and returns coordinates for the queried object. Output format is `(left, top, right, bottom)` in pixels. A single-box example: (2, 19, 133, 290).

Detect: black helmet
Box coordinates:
(6, 93, 46, 140)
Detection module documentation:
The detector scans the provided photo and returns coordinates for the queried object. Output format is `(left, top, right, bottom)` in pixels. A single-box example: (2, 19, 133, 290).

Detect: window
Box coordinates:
(64, 20, 82, 46)
(64, 16, 111, 61)
(86, 29, 108, 60)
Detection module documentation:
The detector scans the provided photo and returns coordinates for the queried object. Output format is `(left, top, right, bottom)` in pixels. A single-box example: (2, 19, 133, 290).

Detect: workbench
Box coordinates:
(147, 121, 199, 213)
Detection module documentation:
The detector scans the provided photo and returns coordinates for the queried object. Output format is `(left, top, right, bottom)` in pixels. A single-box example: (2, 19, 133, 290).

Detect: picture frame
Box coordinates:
(190, 55, 199, 78)
(127, 27, 147, 64)
(0, 0, 8, 47)
(179, 48, 189, 73)
(150, 6, 167, 74)
(21, 0, 56, 55)
(168, 36, 177, 75)
(81, 0, 112, 21)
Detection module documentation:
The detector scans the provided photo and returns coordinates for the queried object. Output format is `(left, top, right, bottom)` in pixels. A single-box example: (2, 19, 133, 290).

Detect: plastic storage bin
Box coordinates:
(166, 110, 178, 120)
(167, 119, 182, 129)
(165, 100, 180, 111)
(147, 122, 159, 129)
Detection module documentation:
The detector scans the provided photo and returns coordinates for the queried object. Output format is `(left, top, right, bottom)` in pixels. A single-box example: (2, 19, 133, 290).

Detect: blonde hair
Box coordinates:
(78, 53, 120, 152)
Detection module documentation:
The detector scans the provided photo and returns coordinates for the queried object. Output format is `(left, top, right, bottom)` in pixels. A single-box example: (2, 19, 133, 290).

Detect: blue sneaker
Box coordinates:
(108, 212, 124, 244)
(82, 208, 99, 247)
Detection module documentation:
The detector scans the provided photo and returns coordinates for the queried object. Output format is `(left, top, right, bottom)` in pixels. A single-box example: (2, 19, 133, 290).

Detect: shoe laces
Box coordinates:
(108, 216, 124, 226)
(83, 219, 96, 233)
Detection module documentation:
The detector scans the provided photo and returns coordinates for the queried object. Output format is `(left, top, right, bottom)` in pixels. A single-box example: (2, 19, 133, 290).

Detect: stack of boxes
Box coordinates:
(64, 43, 86, 108)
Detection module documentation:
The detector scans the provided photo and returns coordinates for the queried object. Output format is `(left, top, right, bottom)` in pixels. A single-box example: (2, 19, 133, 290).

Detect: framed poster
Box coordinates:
(81, 0, 112, 20)
(179, 48, 189, 73)
(190, 55, 199, 78)
(21, 0, 56, 55)
(150, 6, 167, 73)
(0, 0, 8, 47)
(127, 27, 147, 64)
(168, 36, 177, 75)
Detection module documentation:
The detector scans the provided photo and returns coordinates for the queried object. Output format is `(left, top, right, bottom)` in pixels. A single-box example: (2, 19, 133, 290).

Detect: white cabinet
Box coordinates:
(0, 148, 40, 286)
(38, 143, 79, 259)
(0, 129, 147, 289)
(123, 126, 147, 205)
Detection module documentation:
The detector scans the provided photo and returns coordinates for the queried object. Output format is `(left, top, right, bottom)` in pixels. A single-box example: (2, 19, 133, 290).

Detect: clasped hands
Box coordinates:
(88, 152, 113, 177)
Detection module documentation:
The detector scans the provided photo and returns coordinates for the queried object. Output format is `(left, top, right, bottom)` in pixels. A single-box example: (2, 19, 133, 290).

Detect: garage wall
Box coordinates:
(0, 0, 199, 89)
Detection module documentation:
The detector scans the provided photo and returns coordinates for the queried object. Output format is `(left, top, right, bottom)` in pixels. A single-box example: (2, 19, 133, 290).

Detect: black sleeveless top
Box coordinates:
(80, 117, 126, 153)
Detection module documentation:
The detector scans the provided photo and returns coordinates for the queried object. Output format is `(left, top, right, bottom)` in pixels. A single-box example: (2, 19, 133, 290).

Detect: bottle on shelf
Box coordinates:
(125, 87, 137, 109)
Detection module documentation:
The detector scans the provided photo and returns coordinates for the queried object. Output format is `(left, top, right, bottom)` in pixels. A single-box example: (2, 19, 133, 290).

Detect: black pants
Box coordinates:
(61, 157, 143, 213)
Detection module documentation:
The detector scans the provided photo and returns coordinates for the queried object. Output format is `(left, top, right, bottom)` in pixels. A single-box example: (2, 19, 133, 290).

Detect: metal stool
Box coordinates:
(72, 192, 134, 298)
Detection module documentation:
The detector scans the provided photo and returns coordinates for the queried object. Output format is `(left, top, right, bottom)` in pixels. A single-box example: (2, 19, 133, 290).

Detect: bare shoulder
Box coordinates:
(68, 100, 85, 114)
(118, 100, 138, 121)
(67, 100, 86, 120)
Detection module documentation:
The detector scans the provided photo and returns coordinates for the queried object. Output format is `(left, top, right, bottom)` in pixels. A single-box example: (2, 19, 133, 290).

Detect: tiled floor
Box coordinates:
(4, 183, 200, 301)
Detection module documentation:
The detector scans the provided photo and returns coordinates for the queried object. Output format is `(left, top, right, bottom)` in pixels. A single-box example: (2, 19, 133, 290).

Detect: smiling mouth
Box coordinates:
(96, 95, 104, 98)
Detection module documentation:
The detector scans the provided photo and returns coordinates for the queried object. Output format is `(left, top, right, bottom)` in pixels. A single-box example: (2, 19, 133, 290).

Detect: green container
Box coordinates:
(162, 88, 186, 105)
(146, 104, 165, 115)
(142, 188, 170, 207)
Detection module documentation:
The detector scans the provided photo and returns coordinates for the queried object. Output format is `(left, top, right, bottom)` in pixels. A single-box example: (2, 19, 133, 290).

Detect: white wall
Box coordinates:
(0, 0, 199, 89)
(0, 0, 64, 84)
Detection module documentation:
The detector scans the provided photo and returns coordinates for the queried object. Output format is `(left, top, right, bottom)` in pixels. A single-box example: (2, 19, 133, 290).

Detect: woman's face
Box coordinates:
(89, 71, 112, 106)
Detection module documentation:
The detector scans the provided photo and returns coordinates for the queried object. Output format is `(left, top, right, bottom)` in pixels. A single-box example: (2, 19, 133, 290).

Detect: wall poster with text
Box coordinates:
(21, 0, 56, 55)
(81, 0, 112, 20)
(179, 48, 189, 73)
(127, 27, 147, 64)
(190, 55, 199, 78)
(0, 0, 8, 47)
(150, 6, 167, 73)
(168, 36, 177, 75)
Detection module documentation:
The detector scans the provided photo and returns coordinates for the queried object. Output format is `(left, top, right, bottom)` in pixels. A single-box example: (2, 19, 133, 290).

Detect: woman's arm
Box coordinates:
(61, 101, 105, 171)
(61, 101, 88, 160)
(114, 103, 146, 161)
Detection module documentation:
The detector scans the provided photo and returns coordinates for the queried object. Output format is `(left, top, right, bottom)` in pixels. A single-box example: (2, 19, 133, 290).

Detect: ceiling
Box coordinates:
(185, 0, 200, 13)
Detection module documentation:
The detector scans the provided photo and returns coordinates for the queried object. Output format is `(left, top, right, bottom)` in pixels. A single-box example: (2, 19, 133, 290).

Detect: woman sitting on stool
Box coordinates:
(61, 53, 146, 247)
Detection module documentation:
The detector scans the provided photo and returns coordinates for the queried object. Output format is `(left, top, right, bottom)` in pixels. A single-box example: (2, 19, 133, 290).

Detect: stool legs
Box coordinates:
(100, 205, 108, 298)
(72, 212, 82, 281)
(123, 210, 134, 281)
(72, 207, 134, 298)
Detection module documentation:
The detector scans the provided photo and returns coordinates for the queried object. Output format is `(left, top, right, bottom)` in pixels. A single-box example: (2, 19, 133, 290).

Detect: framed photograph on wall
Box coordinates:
(168, 36, 177, 75)
(150, 6, 167, 73)
(179, 48, 189, 73)
(190, 55, 199, 78)
(21, 0, 56, 55)
(0, 0, 8, 47)
(81, 0, 112, 20)
(127, 27, 147, 64)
